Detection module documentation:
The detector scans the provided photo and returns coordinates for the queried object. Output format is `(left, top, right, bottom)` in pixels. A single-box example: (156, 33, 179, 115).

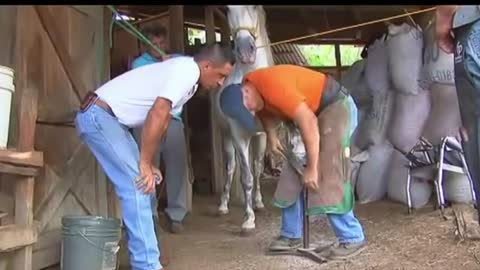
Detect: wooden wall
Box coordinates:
(0, 5, 111, 270)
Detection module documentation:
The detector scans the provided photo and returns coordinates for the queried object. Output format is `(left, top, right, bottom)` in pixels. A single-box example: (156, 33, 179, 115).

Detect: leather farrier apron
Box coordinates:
(453, 6, 480, 222)
(273, 76, 355, 216)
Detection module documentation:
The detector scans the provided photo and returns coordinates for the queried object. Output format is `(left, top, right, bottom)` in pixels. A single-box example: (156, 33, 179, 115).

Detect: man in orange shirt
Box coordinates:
(220, 65, 366, 260)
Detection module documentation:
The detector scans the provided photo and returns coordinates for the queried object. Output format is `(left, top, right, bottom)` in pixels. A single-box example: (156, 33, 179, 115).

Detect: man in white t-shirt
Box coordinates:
(75, 44, 235, 270)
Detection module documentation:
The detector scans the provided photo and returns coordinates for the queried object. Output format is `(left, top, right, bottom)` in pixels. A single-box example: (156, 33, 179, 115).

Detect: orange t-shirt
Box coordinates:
(244, 65, 327, 120)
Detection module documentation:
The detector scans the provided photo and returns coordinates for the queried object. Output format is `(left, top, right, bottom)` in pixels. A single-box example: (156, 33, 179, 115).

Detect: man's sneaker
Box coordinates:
(168, 220, 184, 234)
(165, 215, 184, 234)
(327, 241, 367, 260)
(269, 236, 302, 251)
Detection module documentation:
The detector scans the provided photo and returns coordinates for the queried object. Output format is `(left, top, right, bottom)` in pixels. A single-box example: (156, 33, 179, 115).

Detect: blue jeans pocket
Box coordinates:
(75, 107, 104, 137)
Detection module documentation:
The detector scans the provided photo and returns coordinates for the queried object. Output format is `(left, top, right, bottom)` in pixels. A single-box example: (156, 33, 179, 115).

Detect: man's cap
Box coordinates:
(219, 83, 263, 133)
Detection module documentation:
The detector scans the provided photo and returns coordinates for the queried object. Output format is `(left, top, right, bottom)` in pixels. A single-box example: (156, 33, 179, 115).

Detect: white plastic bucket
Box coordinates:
(0, 65, 15, 148)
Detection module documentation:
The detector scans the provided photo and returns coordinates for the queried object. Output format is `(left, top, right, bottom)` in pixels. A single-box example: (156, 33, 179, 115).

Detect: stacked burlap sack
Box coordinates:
(344, 22, 472, 208)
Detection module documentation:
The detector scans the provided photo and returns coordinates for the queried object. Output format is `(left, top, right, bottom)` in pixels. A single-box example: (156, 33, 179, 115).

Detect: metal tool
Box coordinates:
(265, 148, 329, 264)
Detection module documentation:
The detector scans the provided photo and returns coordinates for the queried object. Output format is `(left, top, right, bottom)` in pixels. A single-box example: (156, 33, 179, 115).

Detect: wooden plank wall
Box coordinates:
(0, 5, 111, 270)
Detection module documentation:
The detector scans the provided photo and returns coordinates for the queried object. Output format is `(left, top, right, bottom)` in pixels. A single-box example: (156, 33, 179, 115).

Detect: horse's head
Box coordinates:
(226, 5, 262, 65)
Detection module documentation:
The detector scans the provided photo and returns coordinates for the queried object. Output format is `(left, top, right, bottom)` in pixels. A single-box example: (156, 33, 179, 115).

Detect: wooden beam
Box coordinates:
(169, 6, 185, 53)
(168, 5, 193, 212)
(213, 6, 227, 22)
(205, 6, 224, 195)
(0, 163, 39, 177)
(0, 225, 37, 252)
(205, 7, 216, 44)
(132, 11, 169, 26)
(0, 149, 43, 167)
(185, 21, 221, 32)
(12, 10, 39, 266)
(335, 43, 342, 80)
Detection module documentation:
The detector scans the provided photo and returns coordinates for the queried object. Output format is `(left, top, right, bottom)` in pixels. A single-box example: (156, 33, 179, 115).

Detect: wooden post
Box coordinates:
(334, 43, 342, 80)
(205, 6, 227, 197)
(217, 11, 231, 47)
(169, 5, 193, 213)
(11, 6, 39, 269)
(101, 6, 121, 220)
(12, 86, 37, 270)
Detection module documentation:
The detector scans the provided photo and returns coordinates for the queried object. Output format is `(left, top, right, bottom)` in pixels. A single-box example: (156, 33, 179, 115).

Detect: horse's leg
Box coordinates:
(251, 132, 267, 211)
(218, 134, 236, 215)
(231, 127, 256, 234)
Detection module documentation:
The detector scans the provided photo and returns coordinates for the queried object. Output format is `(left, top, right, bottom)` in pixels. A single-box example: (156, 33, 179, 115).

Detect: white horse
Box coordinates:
(215, 5, 275, 234)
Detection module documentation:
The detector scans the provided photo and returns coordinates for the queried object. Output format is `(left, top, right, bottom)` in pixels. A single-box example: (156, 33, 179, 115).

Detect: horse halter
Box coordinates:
(230, 9, 260, 40)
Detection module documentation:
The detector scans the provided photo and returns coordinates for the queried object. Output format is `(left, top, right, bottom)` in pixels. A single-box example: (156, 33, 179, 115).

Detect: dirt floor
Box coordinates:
(114, 178, 480, 270)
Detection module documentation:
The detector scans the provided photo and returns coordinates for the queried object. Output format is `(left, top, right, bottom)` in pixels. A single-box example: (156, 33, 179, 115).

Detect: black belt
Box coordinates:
(79, 91, 115, 116)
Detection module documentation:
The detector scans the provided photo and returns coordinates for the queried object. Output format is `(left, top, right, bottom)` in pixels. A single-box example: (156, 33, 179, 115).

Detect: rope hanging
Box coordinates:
(107, 5, 166, 56)
(258, 7, 437, 48)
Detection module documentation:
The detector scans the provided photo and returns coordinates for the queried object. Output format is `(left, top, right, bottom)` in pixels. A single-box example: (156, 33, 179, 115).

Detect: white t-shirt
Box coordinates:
(96, 56, 200, 127)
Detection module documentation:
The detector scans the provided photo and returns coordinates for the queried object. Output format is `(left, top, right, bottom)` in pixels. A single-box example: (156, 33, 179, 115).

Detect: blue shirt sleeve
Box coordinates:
(131, 58, 142, 69)
(132, 53, 157, 69)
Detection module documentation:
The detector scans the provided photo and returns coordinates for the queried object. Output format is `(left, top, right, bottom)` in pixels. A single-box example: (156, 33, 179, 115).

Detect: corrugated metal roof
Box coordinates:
(271, 43, 309, 66)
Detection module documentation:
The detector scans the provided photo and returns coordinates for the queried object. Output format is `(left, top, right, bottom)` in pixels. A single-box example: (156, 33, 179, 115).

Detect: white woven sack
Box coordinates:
(354, 90, 394, 150)
(355, 142, 393, 204)
(386, 150, 433, 208)
(341, 60, 372, 110)
(421, 83, 461, 145)
(365, 35, 390, 94)
(444, 171, 474, 203)
(422, 22, 455, 86)
(388, 89, 432, 153)
(387, 23, 424, 95)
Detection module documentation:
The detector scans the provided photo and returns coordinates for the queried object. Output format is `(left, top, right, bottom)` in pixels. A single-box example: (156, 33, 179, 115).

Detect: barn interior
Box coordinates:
(1, 5, 479, 270)
(110, 5, 435, 202)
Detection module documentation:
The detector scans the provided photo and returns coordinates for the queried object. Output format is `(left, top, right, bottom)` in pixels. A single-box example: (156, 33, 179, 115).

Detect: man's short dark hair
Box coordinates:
(141, 24, 168, 39)
(194, 43, 236, 67)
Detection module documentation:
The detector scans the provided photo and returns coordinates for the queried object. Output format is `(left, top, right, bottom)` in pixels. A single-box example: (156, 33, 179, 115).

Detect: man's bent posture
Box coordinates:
(221, 65, 366, 260)
(75, 44, 234, 270)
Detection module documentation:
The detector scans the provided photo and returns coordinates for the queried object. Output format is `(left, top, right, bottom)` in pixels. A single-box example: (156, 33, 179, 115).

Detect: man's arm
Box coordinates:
(140, 97, 172, 166)
(292, 103, 320, 171)
(435, 5, 458, 53)
(258, 110, 280, 138)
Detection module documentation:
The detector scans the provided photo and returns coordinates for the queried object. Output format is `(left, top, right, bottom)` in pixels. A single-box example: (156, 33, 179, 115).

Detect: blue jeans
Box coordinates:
(133, 119, 188, 223)
(75, 105, 162, 270)
(281, 192, 365, 243)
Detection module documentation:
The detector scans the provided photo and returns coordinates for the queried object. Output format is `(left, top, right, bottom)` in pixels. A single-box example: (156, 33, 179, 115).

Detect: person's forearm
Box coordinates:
(436, 6, 457, 31)
(140, 109, 170, 166)
(296, 113, 319, 170)
(259, 112, 279, 139)
(436, 5, 457, 18)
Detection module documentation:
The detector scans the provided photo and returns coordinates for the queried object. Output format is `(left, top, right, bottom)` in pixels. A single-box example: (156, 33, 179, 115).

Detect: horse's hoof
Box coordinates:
(216, 208, 229, 216)
(240, 227, 255, 237)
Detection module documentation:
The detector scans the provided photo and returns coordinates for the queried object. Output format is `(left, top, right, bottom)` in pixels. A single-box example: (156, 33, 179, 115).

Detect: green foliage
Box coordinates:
(299, 44, 364, 67)
(187, 27, 221, 46)
(299, 45, 336, 67)
(340, 45, 364, 66)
